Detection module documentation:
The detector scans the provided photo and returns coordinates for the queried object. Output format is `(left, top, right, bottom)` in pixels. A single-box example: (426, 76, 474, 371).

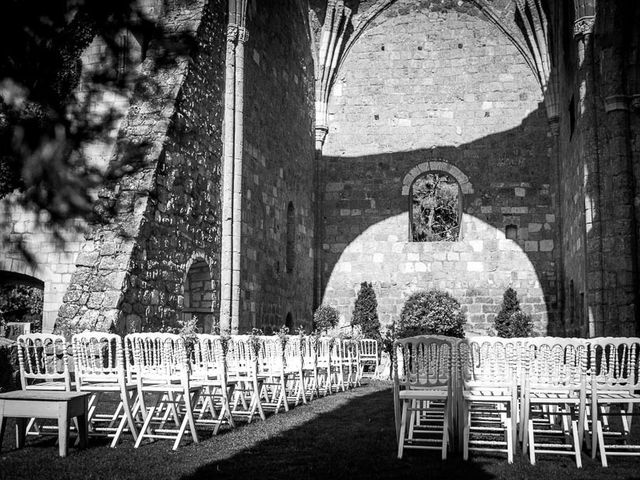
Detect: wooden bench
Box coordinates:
(0, 390, 90, 457)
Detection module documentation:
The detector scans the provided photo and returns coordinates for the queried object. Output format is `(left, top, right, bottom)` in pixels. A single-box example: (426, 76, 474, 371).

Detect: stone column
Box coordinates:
(313, 125, 328, 310)
(220, 21, 237, 334)
(231, 22, 248, 334)
(572, 1, 608, 337)
(599, 1, 639, 336)
(220, 0, 248, 334)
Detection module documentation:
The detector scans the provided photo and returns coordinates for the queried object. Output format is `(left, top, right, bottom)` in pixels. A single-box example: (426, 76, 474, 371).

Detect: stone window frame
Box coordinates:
(401, 160, 473, 242)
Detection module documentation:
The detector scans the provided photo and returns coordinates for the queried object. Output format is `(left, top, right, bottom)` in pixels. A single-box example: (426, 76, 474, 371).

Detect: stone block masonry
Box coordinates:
(56, 0, 226, 334)
(321, 0, 556, 334)
(239, 0, 316, 333)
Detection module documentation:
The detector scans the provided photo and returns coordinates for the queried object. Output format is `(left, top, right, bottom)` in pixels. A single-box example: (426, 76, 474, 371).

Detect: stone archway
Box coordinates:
(183, 255, 215, 333)
(401, 160, 474, 196)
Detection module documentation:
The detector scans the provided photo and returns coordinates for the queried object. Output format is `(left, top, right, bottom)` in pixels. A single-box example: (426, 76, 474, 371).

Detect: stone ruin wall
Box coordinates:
(554, 1, 640, 337)
(321, 0, 557, 335)
(56, 0, 225, 335)
(118, 0, 227, 334)
(239, 0, 317, 333)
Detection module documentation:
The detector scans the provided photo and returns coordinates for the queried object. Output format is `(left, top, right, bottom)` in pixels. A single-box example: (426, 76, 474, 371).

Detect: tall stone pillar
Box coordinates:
(598, 1, 639, 335)
(313, 125, 328, 310)
(573, 1, 605, 337)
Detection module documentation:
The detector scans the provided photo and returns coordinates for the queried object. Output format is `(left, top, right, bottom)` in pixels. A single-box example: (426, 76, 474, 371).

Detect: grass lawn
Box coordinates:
(1, 381, 638, 479)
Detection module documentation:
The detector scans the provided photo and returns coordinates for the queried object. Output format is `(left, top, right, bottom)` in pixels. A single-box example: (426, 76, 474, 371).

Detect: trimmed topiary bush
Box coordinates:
(494, 288, 533, 337)
(506, 311, 533, 338)
(351, 282, 381, 340)
(494, 287, 519, 337)
(397, 290, 466, 339)
(313, 305, 340, 333)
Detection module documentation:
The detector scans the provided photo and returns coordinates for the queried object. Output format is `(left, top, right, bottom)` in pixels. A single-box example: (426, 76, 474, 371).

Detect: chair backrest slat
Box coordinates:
(72, 332, 124, 385)
(393, 336, 454, 389)
(588, 337, 640, 390)
(124, 333, 189, 383)
(17, 333, 72, 390)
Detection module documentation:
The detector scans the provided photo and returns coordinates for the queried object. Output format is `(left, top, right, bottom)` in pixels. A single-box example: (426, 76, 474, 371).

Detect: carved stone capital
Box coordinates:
(604, 95, 629, 113)
(238, 27, 249, 43)
(227, 24, 239, 42)
(574, 16, 595, 38)
(315, 125, 329, 150)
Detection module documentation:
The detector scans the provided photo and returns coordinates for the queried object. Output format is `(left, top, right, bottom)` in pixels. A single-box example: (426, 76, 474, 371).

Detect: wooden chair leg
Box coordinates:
(397, 401, 408, 459)
(506, 413, 514, 464)
(134, 403, 157, 448)
(597, 419, 608, 467)
(528, 419, 536, 465)
(15, 418, 27, 449)
(0, 415, 6, 452)
(572, 420, 582, 468)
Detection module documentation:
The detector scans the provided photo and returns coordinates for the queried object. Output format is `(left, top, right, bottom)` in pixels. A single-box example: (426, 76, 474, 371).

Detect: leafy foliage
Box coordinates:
(412, 172, 460, 242)
(248, 328, 264, 356)
(351, 282, 381, 341)
(0, 0, 194, 259)
(508, 311, 533, 337)
(276, 325, 289, 348)
(0, 284, 43, 332)
(313, 305, 340, 333)
(494, 288, 532, 337)
(397, 290, 466, 338)
(0, 342, 19, 392)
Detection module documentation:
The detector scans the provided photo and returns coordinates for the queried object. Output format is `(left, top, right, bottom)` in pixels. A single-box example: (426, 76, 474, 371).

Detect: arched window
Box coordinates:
(286, 202, 295, 273)
(285, 312, 293, 331)
(183, 259, 215, 333)
(410, 172, 461, 242)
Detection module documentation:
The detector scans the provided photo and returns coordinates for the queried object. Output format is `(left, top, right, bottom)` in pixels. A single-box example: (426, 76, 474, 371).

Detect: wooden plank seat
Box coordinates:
(0, 390, 90, 457)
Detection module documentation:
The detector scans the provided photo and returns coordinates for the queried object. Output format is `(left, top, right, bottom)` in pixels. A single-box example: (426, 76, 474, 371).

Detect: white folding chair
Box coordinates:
(299, 335, 318, 402)
(315, 337, 333, 396)
(256, 336, 290, 414)
(393, 335, 455, 459)
(330, 339, 347, 393)
(16, 333, 73, 437)
(226, 336, 265, 423)
(458, 337, 518, 463)
(190, 334, 236, 434)
(521, 338, 586, 467)
(344, 339, 360, 388)
(125, 333, 201, 450)
(283, 335, 306, 406)
(359, 339, 379, 380)
(72, 331, 138, 447)
(588, 337, 640, 466)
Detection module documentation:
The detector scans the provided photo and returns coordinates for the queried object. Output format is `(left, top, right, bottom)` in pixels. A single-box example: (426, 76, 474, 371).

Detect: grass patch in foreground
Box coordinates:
(1, 381, 639, 479)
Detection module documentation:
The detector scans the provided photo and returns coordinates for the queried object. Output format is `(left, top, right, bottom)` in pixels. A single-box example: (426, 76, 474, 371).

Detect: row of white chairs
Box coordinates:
(13, 332, 380, 450)
(393, 335, 640, 467)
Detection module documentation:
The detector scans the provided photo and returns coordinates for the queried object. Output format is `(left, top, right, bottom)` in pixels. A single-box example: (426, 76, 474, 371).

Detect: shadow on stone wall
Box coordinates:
(320, 106, 563, 335)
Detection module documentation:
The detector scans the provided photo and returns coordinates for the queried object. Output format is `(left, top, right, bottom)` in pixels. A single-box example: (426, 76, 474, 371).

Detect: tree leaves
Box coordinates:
(411, 172, 460, 242)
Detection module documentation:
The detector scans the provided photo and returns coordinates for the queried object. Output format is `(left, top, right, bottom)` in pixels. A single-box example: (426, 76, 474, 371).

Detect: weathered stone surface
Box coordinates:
(321, 0, 555, 335)
(239, 0, 316, 333)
